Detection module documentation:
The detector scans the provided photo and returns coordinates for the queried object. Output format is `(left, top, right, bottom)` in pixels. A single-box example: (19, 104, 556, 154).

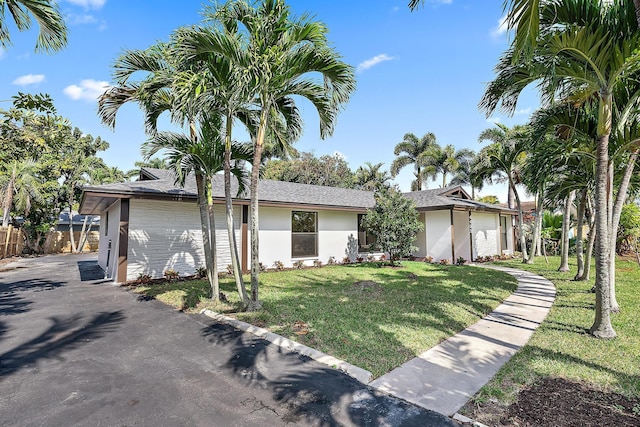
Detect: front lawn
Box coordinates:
(463, 256, 640, 426)
(133, 261, 517, 377)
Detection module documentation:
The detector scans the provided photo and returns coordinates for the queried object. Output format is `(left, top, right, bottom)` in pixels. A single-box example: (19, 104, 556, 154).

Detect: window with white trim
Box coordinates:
(292, 211, 317, 257)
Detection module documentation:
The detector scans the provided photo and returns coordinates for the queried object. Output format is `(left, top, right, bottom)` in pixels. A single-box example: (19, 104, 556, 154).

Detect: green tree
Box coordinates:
(617, 203, 640, 254)
(477, 195, 500, 204)
(0, 0, 67, 53)
(419, 143, 474, 188)
(480, 0, 640, 338)
(477, 124, 530, 261)
(142, 117, 253, 303)
(354, 162, 392, 191)
(450, 150, 481, 199)
(214, 0, 356, 309)
(390, 132, 436, 191)
(263, 152, 355, 188)
(0, 159, 42, 227)
(361, 187, 424, 266)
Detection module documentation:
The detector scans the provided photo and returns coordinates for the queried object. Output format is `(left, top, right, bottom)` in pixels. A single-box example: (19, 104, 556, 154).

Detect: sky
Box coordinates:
(0, 0, 539, 202)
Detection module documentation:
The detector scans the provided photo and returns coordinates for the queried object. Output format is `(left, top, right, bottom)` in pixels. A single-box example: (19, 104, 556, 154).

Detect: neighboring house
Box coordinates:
(79, 168, 515, 283)
(57, 209, 100, 233)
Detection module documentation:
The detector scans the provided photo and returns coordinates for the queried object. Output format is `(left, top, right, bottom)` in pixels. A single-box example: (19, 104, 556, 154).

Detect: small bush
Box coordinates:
(439, 258, 451, 265)
(327, 256, 337, 265)
(195, 267, 207, 278)
(293, 260, 305, 269)
(456, 256, 466, 266)
(136, 273, 152, 284)
(226, 264, 233, 275)
(163, 269, 179, 281)
(313, 259, 323, 268)
(258, 262, 266, 272)
(424, 255, 434, 263)
(273, 260, 285, 271)
(356, 256, 364, 263)
(367, 254, 376, 262)
(380, 254, 386, 261)
(343, 256, 351, 264)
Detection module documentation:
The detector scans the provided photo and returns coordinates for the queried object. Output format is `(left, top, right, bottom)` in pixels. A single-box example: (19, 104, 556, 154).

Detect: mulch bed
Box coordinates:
(470, 377, 640, 426)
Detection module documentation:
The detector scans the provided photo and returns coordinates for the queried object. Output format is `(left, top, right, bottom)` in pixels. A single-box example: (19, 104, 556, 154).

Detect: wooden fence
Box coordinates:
(0, 226, 25, 259)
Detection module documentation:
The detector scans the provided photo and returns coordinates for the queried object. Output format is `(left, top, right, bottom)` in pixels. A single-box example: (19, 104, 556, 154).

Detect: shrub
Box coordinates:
(195, 267, 207, 278)
(293, 260, 305, 269)
(356, 256, 364, 263)
(313, 259, 323, 268)
(226, 264, 233, 275)
(136, 273, 152, 284)
(163, 269, 179, 281)
(439, 258, 451, 265)
(343, 256, 351, 264)
(327, 256, 337, 265)
(456, 256, 466, 266)
(367, 254, 376, 262)
(424, 255, 434, 263)
(258, 262, 266, 272)
(273, 260, 285, 271)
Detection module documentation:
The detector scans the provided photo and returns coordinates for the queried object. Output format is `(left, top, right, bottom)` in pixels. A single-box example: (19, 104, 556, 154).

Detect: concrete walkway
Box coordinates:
(370, 265, 556, 417)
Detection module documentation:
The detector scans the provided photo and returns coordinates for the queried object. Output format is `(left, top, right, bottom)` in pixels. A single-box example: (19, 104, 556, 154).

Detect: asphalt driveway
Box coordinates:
(0, 254, 456, 427)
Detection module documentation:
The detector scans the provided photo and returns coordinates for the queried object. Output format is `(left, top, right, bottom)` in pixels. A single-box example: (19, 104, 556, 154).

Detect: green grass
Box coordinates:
(133, 261, 517, 378)
(470, 256, 640, 406)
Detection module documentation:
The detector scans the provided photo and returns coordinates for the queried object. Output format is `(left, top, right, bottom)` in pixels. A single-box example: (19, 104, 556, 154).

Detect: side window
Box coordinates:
(358, 213, 376, 252)
(292, 211, 318, 257)
(104, 211, 109, 236)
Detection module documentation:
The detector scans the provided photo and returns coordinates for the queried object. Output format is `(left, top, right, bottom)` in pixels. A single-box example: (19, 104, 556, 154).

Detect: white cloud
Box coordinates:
(64, 0, 106, 10)
(515, 107, 532, 116)
(64, 79, 110, 101)
(12, 74, 46, 86)
(491, 15, 509, 39)
(67, 14, 97, 25)
(357, 54, 395, 73)
(486, 116, 501, 124)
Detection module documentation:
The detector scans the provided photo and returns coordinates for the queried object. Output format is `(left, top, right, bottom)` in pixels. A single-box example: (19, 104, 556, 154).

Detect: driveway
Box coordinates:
(0, 254, 456, 426)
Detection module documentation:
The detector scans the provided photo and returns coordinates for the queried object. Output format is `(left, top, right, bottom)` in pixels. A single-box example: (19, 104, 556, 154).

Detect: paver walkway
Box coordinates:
(370, 265, 556, 417)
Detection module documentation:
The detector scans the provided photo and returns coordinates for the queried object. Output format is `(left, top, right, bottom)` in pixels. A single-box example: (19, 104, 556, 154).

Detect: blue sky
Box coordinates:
(0, 0, 538, 202)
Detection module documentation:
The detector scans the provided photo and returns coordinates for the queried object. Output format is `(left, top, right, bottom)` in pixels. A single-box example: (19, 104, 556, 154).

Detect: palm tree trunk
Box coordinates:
(249, 108, 269, 311)
(574, 190, 587, 279)
(558, 190, 575, 272)
(77, 215, 91, 253)
(195, 173, 218, 300)
(2, 173, 15, 227)
(224, 119, 247, 306)
(579, 195, 595, 281)
(608, 149, 638, 312)
(526, 191, 543, 264)
(590, 95, 615, 338)
(206, 186, 220, 301)
(511, 179, 528, 261)
(68, 194, 78, 254)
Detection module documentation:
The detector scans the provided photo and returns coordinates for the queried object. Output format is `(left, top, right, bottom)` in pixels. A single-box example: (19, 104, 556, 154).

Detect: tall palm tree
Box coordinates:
(450, 150, 481, 199)
(0, 0, 67, 53)
(142, 117, 253, 303)
(419, 143, 475, 188)
(391, 132, 436, 191)
(213, 0, 356, 309)
(480, 0, 640, 338)
(98, 42, 228, 301)
(354, 162, 391, 191)
(1, 159, 42, 226)
(477, 124, 530, 260)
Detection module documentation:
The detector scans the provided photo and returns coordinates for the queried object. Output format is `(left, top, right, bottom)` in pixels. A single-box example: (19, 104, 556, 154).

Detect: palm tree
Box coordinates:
(0, 0, 67, 53)
(142, 117, 253, 303)
(450, 151, 481, 199)
(213, 0, 356, 309)
(480, 0, 640, 338)
(354, 162, 391, 191)
(391, 132, 436, 191)
(477, 124, 530, 261)
(419, 143, 475, 188)
(1, 159, 42, 227)
(98, 42, 228, 301)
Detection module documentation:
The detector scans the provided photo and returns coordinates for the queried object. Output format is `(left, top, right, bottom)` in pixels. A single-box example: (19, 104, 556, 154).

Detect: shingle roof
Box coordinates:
(80, 168, 514, 214)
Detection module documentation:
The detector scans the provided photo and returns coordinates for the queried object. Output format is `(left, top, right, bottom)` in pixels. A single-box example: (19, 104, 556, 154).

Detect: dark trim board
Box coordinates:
(117, 199, 130, 283)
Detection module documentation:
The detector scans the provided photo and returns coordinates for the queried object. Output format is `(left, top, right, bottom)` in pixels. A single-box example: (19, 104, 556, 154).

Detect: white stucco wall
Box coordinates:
(257, 207, 361, 268)
(453, 210, 471, 262)
(126, 200, 240, 281)
(425, 210, 453, 262)
(471, 212, 500, 258)
(413, 213, 427, 258)
(98, 200, 121, 280)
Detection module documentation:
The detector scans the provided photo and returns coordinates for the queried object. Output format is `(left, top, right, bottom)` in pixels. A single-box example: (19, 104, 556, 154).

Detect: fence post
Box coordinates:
(4, 225, 13, 258)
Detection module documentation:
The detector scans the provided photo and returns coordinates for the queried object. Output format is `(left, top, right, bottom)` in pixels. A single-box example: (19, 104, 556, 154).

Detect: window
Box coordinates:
(500, 216, 508, 251)
(358, 214, 376, 252)
(292, 211, 317, 257)
(104, 211, 109, 236)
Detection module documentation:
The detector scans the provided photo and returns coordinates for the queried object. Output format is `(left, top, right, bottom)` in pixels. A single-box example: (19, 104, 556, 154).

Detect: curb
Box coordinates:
(200, 309, 373, 384)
